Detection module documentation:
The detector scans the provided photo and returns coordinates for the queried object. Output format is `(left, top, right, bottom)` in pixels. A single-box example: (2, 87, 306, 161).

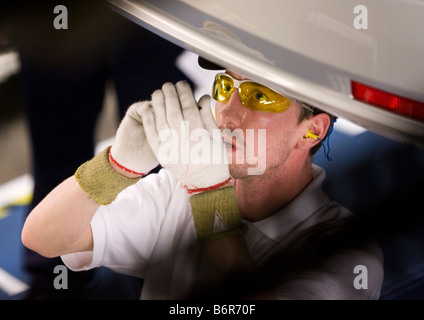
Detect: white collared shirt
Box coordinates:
(62, 164, 383, 299)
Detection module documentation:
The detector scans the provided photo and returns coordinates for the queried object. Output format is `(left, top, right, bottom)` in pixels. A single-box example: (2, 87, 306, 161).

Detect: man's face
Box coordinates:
(214, 70, 305, 179)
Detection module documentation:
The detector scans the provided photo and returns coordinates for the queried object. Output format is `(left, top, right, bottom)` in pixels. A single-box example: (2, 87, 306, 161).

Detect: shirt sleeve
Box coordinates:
(61, 169, 183, 278)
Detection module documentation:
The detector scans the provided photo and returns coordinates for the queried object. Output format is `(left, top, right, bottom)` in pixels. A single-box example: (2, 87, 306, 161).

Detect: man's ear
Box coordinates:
(298, 113, 331, 150)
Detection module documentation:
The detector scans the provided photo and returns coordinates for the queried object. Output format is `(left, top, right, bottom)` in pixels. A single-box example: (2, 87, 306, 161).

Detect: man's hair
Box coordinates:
(297, 102, 336, 156)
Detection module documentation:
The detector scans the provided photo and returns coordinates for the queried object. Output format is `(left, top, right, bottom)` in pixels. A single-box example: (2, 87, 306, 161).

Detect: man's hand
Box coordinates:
(110, 101, 159, 176)
(75, 101, 160, 205)
(140, 81, 231, 193)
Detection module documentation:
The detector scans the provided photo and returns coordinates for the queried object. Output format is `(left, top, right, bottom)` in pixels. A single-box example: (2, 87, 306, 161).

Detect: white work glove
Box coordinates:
(141, 81, 231, 193)
(109, 101, 159, 176)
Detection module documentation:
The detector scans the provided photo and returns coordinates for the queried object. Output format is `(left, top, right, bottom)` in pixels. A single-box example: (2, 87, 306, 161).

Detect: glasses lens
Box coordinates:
(212, 73, 292, 113)
(212, 74, 234, 102)
(239, 82, 291, 113)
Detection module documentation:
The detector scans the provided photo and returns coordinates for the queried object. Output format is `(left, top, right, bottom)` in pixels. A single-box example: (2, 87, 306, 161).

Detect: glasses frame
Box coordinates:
(213, 73, 315, 113)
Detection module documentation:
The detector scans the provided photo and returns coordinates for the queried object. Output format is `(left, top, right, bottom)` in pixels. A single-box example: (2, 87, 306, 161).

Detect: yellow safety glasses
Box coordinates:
(212, 73, 298, 113)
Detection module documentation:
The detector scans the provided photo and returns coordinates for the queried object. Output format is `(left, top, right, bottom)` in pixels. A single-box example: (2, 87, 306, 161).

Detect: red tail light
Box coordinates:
(351, 81, 424, 121)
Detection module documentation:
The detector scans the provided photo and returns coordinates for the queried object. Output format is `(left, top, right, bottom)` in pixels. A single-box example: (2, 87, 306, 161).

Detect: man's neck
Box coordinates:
(235, 155, 313, 222)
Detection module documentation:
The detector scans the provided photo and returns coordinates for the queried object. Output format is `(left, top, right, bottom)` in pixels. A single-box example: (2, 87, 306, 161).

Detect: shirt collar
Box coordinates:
(251, 164, 330, 242)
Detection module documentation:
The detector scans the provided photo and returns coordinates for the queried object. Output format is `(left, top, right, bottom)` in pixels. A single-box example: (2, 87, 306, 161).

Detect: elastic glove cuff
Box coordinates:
(183, 165, 231, 194)
(110, 144, 158, 176)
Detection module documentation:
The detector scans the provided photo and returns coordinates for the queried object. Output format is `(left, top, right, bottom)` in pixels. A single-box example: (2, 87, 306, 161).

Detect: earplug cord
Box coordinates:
(317, 119, 336, 161)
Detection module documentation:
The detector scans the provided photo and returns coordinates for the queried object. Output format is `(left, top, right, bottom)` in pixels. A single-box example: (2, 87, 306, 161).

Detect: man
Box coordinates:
(22, 60, 384, 299)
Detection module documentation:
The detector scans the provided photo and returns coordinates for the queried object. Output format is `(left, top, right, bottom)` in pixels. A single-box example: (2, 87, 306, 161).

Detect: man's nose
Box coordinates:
(218, 90, 246, 128)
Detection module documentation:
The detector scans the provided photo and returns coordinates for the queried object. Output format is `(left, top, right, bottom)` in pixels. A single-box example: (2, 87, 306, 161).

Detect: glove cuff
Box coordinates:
(189, 186, 246, 242)
(183, 165, 231, 194)
(185, 177, 232, 194)
(109, 147, 145, 176)
(109, 144, 158, 176)
(75, 147, 142, 205)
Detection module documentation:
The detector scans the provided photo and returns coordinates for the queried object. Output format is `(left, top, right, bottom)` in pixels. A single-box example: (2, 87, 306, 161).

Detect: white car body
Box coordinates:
(108, 0, 424, 147)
